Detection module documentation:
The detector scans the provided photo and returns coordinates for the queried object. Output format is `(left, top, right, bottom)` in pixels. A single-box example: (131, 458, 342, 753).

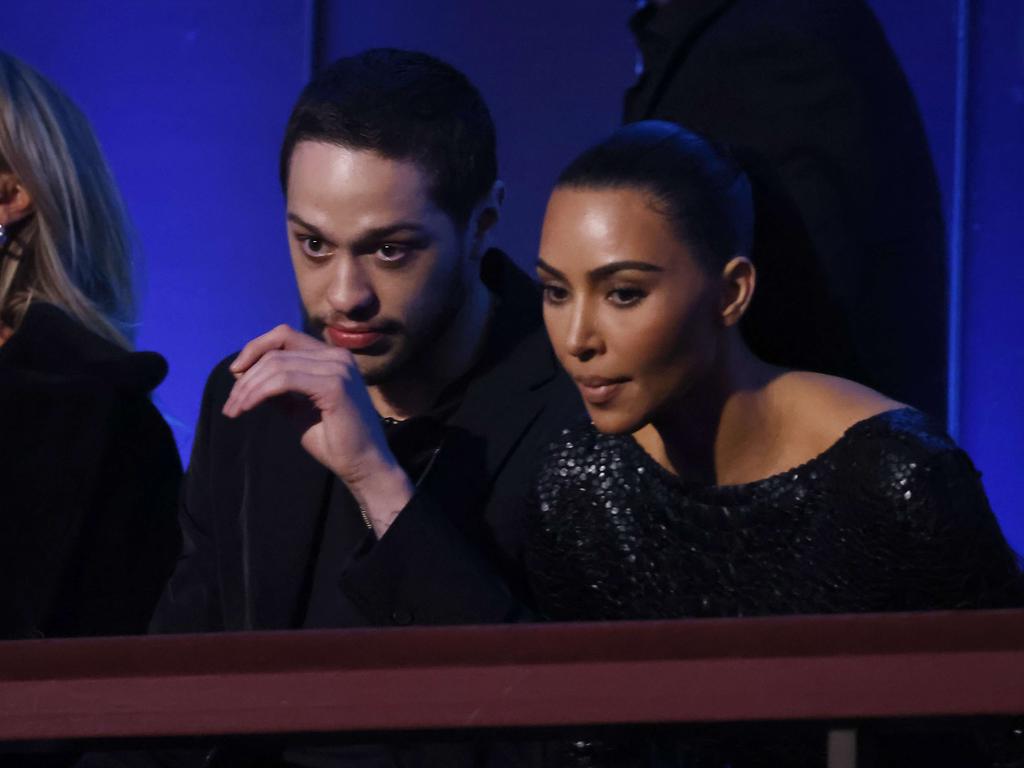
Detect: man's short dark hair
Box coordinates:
(280, 48, 497, 228)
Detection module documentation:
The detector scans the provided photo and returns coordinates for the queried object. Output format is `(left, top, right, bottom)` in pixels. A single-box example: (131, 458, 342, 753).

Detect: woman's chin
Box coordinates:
(587, 406, 648, 436)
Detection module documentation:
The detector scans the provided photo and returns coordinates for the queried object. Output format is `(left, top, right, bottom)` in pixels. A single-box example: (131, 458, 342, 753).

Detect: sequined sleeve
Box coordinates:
(883, 447, 1024, 610)
(525, 423, 644, 621)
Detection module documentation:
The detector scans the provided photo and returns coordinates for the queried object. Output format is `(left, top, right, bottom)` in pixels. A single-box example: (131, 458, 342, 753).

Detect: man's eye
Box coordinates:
(298, 236, 332, 260)
(542, 284, 570, 303)
(608, 287, 646, 306)
(376, 243, 412, 263)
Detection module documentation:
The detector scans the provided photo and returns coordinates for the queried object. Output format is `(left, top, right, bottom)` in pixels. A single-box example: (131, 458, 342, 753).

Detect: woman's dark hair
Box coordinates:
(556, 121, 753, 271)
(280, 48, 497, 228)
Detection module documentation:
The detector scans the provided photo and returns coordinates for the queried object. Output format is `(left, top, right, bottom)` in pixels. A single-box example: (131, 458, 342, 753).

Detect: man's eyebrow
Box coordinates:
(286, 213, 332, 241)
(287, 214, 430, 244)
(536, 259, 663, 281)
(358, 222, 430, 241)
(349, 223, 432, 255)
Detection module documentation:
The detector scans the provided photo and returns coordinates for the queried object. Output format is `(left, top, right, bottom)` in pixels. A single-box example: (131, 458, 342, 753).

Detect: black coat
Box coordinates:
(84, 253, 580, 767)
(0, 302, 181, 639)
(151, 253, 581, 639)
(626, 0, 949, 420)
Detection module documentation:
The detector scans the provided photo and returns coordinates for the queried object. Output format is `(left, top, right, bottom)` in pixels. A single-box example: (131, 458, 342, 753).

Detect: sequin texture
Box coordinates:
(527, 408, 1022, 622)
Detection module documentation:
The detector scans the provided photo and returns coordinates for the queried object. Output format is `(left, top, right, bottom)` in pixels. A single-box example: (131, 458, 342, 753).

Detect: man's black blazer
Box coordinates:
(151, 251, 582, 637)
(626, 0, 949, 420)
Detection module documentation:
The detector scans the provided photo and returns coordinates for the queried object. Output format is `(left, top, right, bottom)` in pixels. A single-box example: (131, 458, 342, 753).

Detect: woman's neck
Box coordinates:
(634, 338, 784, 485)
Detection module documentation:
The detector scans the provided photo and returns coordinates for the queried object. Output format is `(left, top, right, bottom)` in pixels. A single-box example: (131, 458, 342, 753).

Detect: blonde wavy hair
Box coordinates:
(0, 52, 134, 348)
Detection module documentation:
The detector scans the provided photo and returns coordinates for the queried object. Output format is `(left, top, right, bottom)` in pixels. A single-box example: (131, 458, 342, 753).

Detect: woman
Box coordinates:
(0, 53, 181, 639)
(527, 122, 1021, 765)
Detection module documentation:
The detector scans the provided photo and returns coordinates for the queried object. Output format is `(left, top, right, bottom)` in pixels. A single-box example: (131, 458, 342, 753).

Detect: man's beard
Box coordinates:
(358, 269, 470, 387)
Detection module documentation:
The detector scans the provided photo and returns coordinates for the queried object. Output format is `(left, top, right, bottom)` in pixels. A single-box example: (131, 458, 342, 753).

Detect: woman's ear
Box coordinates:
(719, 255, 756, 327)
(466, 179, 504, 261)
(0, 171, 33, 226)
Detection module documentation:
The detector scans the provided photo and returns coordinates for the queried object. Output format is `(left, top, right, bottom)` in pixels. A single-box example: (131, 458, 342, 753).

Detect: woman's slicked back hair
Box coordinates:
(556, 121, 753, 271)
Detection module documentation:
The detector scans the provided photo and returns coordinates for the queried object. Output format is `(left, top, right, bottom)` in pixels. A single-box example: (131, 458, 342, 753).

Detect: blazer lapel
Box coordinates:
(446, 330, 557, 490)
(426, 255, 561, 521)
(625, 0, 735, 121)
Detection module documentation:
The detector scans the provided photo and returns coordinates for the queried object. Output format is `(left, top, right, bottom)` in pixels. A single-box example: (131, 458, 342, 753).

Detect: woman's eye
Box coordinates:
(608, 287, 646, 306)
(298, 236, 332, 260)
(376, 243, 411, 263)
(541, 284, 570, 303)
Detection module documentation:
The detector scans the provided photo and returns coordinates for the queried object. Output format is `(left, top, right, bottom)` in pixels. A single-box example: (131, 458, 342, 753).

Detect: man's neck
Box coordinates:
(368, 280, 494, 421)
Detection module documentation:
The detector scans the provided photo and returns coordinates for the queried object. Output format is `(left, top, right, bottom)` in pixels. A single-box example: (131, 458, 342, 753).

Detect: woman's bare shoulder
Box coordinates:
(770, 371, 906, 450)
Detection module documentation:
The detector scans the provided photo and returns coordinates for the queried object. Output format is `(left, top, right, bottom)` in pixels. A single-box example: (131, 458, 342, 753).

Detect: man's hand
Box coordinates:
(221, 324, 413, 536)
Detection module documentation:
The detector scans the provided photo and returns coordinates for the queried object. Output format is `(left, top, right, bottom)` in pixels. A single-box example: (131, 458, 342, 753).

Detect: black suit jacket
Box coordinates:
(85, 254, 579, 767)
(152, 252, 581, 637)
(626, 0, 949, 420)
(0, 302, 181, 639)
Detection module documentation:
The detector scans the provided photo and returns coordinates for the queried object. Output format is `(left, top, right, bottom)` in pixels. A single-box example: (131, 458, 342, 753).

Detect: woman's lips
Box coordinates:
(326, 326, 384, 351)
(575, 377, 629, 406)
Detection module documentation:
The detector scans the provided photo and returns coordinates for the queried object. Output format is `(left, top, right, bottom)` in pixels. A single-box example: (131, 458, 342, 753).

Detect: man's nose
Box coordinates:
(327, 257, 377, 318)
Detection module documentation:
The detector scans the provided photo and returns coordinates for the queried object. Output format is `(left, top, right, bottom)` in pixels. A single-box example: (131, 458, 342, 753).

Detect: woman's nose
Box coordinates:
(565, 304, 602, 362)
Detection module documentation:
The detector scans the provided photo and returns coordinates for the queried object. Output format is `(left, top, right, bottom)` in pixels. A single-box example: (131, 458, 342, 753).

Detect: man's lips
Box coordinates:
(326, 325, 385, 350)
(574, 376, 630, 406)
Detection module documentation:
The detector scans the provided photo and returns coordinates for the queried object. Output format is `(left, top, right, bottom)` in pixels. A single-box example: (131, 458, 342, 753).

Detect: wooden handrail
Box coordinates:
(0, 609, 1021, 742)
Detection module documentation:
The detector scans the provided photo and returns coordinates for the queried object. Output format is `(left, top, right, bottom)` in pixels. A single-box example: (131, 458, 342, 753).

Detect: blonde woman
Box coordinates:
(0, 53, 180, 638)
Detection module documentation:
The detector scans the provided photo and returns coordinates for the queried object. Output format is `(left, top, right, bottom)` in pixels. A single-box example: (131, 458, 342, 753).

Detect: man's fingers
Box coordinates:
(229, 324, 325, 376)
(222, 351, 354, 417)
(223, 368, 332, 418)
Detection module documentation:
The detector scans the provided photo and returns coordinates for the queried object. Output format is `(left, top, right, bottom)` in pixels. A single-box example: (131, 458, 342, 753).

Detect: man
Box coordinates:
(625, 0, 949, 421)
(160, 47, 579, 631)
(94, 49, 579, 766)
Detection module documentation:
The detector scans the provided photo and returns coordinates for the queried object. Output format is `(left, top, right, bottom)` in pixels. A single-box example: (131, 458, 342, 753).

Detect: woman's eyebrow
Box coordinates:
(536, 259, 566, 279)
(588, 261, 664, 281)
(537, 259, 664, 282)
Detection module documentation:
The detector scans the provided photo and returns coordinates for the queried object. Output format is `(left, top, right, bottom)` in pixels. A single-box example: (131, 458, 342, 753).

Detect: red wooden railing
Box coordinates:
(0, 609, 1021, 744)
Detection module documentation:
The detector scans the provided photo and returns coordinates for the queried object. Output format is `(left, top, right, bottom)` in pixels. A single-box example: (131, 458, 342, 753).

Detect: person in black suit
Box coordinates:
(625, 0, 949, 421)
(157, 47, 580, 634)
(82, 49, 580, 767)
(0, 52, 181, 642)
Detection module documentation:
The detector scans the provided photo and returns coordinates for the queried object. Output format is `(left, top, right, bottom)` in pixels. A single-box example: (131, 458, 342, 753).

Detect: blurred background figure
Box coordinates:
(626, 0, 949, 421)
(0, 52, 180, 639)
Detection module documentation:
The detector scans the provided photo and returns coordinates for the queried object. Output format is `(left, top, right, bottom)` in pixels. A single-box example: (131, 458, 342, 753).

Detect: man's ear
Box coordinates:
(466, 179, 504, 260)
(719, 255, 756, 327)
(0, 171, 33, 227)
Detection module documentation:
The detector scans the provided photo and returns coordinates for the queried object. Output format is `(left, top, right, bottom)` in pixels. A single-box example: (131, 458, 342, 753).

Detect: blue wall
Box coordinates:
(317, 0, 636, 272)
(959, 0, 1024, 550)
(1, 1, 1020, 549)
(871, 0, 1024, 549)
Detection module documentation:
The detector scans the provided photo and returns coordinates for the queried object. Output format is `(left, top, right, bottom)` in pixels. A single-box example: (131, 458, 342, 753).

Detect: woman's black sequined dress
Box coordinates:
(527, 408, 1023, 766)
